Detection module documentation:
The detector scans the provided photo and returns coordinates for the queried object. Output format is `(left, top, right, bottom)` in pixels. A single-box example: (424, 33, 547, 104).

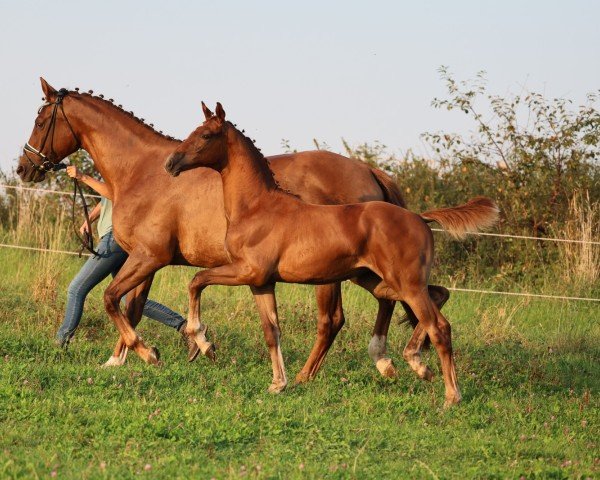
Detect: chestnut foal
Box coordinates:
(165, 103, 499, 406)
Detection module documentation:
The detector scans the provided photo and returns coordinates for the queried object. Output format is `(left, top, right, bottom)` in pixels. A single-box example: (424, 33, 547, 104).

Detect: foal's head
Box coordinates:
(17, 78, 81, 183)
(164, 102, 228, 177)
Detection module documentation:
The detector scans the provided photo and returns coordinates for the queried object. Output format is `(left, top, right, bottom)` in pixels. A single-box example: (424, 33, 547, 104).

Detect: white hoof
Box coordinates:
(101, 347, 128, 367)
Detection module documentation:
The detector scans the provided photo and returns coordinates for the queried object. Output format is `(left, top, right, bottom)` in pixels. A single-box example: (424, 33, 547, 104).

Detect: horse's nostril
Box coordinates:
(16, 165, 24, 174)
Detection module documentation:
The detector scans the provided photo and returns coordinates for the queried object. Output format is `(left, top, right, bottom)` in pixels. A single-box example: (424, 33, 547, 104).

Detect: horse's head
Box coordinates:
(165, 102, 227, 177)
(16, 78, 80, 183)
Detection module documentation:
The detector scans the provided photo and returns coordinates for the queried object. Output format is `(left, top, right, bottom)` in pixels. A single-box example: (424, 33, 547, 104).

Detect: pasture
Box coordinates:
(0, 245, 598, 479)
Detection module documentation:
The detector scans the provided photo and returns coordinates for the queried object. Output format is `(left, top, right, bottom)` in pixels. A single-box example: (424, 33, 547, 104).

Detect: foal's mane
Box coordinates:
(227, 121, 299, 198)
(67, 87, 181, 142)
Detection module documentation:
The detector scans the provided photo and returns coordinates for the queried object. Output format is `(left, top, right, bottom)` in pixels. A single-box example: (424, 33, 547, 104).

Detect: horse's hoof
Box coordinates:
(268, 382, 287, 394)
(101, 356, 124, 368)
(187, 343, 201, 362)
(294, 372, 311, 385)
(203, 343, 216, 363)
(418, 365, 434, 382)
(147, 346, 161, 365)
(376, 358, 397, 378)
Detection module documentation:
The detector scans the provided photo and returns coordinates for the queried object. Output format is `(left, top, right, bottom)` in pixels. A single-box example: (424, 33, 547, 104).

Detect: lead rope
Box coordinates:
(71, 177, 100, 257)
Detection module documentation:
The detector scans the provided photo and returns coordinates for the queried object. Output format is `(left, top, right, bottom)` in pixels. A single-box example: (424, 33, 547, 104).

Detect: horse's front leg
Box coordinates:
(103, 253, 166, 365)
(103, 277, 154, 367)
(186, 263, 286, 392)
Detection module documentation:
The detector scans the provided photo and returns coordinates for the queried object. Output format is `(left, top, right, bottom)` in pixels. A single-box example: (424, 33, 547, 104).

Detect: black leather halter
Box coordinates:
(23, 88, 80, 173)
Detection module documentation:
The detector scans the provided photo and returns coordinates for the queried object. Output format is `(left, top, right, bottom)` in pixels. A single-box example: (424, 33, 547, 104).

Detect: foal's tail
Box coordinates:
(419, 196, 500, 239)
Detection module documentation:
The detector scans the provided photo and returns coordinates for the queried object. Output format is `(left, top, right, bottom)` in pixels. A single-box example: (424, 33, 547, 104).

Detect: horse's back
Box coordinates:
(268, 151, 383, 204)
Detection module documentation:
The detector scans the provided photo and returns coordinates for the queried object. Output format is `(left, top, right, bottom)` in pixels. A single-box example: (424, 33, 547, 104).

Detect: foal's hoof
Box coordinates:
(294, 371, 311, 385)
(443, 393, 462, 409)
(268, 382, 287, 394)
(418, 365, 434, 382)
(203, 343, 217, 363)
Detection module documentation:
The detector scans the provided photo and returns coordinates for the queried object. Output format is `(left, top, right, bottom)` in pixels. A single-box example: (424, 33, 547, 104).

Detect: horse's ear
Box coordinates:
(201, 101, 213, 120)
(215, 102, 226, 122)
(40, 77, 57, 100)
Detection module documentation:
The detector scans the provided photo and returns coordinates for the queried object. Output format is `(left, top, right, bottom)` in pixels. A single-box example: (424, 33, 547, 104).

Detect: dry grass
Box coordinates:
(557, 191, 600, 286)
(8, 192, 71, 304)
(477, 298, 527, 344)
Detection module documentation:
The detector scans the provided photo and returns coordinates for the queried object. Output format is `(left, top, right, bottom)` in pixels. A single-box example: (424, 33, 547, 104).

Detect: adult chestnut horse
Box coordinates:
(17, 78, 448, 380)
(165, 103, 499, 406)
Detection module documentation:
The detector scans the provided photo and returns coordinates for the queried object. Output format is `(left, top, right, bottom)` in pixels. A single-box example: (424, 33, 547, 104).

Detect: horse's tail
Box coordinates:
(419, 196, 500, 239)
(369, 167, 407, 208)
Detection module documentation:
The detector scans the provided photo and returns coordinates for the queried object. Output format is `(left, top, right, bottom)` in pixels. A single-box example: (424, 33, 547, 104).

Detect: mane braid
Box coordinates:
(229, 122, 300, 199)
(72, 89, 181, 142)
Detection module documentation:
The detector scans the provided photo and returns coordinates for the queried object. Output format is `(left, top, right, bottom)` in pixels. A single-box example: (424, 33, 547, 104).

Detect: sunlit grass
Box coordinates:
(0, 249, 598, 478)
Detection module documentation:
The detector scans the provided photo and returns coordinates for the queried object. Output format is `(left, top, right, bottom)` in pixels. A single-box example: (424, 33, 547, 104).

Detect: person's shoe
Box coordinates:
(54, 335, 70, 349)
(179, 322, 200, 361)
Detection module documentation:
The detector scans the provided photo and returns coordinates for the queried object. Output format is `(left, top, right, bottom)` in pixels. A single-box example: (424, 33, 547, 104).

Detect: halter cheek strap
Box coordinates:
(23, 88, 80, 173)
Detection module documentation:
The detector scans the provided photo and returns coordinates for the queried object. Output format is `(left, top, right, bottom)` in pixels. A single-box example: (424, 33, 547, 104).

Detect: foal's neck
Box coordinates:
(219, 126, 282, 220)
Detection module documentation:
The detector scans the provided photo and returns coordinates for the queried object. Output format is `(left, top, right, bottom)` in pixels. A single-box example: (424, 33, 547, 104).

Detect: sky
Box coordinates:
(0, 0, 599, 173)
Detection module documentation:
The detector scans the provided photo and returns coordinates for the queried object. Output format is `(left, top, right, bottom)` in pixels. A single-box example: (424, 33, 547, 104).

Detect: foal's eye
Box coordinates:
(201, 134, 212, 140)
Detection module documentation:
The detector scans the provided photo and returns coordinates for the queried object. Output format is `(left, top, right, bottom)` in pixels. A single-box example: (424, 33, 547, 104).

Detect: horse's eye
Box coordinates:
(36, 122, 44, 128)
(201, 134, 212, 140)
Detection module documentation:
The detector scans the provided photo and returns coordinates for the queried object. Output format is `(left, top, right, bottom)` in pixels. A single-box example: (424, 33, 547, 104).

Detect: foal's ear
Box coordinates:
(40, 77, 57, 100)
(215, 102, 226, 122)
(201, 101, 213, 120)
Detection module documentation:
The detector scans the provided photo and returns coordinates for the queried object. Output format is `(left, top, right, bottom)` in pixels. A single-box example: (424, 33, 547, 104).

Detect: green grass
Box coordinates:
(0, 248, 598, 479)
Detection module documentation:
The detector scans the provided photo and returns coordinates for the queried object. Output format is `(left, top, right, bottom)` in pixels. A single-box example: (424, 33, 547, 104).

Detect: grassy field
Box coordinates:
(0, 247, 598, 479)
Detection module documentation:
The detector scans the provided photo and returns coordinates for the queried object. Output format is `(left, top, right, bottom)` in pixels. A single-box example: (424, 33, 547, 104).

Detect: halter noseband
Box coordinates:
(23, 88, 80, 173)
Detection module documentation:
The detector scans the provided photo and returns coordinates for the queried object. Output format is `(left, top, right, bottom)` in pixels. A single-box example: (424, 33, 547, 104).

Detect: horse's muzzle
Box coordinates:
(16, 162, 45, 183)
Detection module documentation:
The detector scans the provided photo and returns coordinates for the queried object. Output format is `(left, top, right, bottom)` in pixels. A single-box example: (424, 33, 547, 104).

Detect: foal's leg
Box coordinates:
(251, 284, 287, 392)
(402, 320, 433, 381)
(403, 291, 461, 407)
(400, 285, 450, 348)
(186, 262, 287, 392)
(295, 283, 345, 384)
(400, 285, 449, 381)
(184, 273, 217, 362)
(103, 254, 165, 365)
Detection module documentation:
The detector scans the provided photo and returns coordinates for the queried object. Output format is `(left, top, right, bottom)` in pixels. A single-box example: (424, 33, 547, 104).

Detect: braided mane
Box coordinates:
(68, 87, 181, 142)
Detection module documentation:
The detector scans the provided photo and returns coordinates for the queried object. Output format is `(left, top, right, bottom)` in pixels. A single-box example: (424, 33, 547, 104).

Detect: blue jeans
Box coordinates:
(56, 231, 185, 345)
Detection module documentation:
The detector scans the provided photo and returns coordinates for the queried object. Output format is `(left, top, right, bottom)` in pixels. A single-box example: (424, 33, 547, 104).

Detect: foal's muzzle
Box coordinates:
(165, 152, 184, 177)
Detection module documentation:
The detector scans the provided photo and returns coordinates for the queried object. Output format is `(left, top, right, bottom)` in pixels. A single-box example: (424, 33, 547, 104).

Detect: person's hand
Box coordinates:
(66, 165, 84, 180)
(79, 221, 90, 236)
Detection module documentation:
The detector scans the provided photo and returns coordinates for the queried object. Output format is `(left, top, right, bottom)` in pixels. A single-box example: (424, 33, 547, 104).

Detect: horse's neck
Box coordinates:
(72, 97, 176, 196)
(219, 128, 280, 220)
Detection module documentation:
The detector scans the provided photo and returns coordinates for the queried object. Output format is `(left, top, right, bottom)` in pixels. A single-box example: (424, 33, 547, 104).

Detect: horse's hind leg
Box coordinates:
(295, 283, 345, 384)
(404, 291, 461, 407)
(368, 298, 398, 378)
